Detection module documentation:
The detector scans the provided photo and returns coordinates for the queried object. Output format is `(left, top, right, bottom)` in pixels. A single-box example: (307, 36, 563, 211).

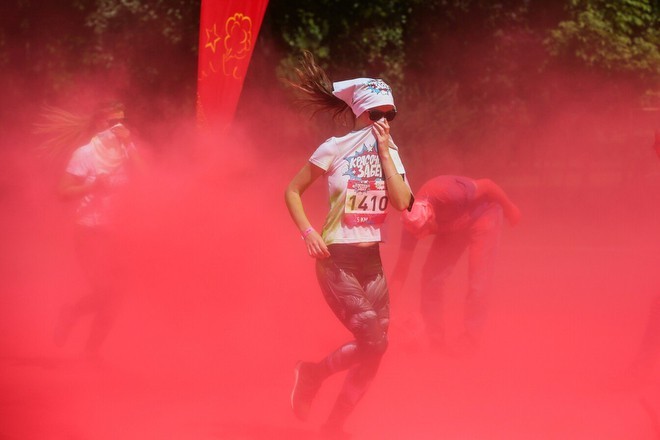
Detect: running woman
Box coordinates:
(284, 52, 413, 437)
(39, 101, 141, 360)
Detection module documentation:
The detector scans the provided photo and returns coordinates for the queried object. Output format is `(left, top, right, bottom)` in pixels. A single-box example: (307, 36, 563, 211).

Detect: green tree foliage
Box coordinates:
(267, 0, 416, 88)
(0, 0, 201, 138)
(546, 0, 660, 84)
(2, 0, 658, 157)
(264, 0, 548, 167)
(261, 0, 659, 174)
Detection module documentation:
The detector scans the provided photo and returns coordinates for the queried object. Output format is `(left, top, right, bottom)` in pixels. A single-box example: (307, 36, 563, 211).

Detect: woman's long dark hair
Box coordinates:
(34, 101, 125, 159)
(286, 51, 351, 122)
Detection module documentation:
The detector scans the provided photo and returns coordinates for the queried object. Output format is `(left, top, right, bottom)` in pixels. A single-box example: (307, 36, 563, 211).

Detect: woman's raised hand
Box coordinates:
(372, 119, 391, 156)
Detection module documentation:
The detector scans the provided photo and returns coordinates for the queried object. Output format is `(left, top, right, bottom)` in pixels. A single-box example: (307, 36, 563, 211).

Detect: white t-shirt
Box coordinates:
(65, 140, 133, 227)
(309, 126, 406, 245)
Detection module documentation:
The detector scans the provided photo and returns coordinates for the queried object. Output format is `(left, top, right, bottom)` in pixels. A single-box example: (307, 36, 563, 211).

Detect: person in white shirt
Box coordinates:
(49, 101, 140, 360)
(284, 51, 413, 437)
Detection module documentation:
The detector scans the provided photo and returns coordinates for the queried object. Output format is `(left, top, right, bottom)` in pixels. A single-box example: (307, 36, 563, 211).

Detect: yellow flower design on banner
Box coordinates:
(200, 12, 253, 81)
(222, 13, 253, 79)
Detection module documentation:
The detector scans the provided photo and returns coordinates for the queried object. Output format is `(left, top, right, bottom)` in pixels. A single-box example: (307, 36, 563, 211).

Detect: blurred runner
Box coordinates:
(391, 175, 520, 354)
(40, 101, 141, 361)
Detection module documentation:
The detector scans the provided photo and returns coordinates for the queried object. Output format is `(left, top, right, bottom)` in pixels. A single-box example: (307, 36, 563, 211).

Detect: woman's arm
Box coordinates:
(284, 162, 331, 259)
(58, 172, 102, 200)
(372, 120, 412, 211)
(111, 123, 145, 172)
(474, 178, 521, 226)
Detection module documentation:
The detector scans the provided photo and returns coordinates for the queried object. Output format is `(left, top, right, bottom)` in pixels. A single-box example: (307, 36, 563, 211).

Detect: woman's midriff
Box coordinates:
(345, 242, 379, 248)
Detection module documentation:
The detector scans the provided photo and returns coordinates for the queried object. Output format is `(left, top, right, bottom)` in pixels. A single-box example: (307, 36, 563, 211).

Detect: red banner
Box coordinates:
(197, 0, 269, 132)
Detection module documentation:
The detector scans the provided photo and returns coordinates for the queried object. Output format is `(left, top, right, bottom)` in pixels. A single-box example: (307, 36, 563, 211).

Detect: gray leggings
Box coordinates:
(315, 243, 390, 420)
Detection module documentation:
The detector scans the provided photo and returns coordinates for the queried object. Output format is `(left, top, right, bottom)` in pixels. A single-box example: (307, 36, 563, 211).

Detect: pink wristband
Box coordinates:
(301, 226, 315, 239)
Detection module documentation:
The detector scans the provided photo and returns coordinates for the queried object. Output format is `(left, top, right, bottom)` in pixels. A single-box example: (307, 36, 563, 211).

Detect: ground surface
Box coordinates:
(1, 165, 659, 440)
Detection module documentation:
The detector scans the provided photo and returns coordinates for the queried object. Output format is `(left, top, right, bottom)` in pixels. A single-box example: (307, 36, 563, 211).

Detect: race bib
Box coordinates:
(343, 179, 389, 226)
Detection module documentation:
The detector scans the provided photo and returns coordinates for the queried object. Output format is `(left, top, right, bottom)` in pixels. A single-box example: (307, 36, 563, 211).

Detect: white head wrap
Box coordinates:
(332, 78, 395, 117)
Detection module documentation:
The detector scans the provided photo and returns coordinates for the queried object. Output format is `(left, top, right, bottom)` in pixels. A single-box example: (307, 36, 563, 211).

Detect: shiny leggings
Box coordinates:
(315, 243, 390, 424)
